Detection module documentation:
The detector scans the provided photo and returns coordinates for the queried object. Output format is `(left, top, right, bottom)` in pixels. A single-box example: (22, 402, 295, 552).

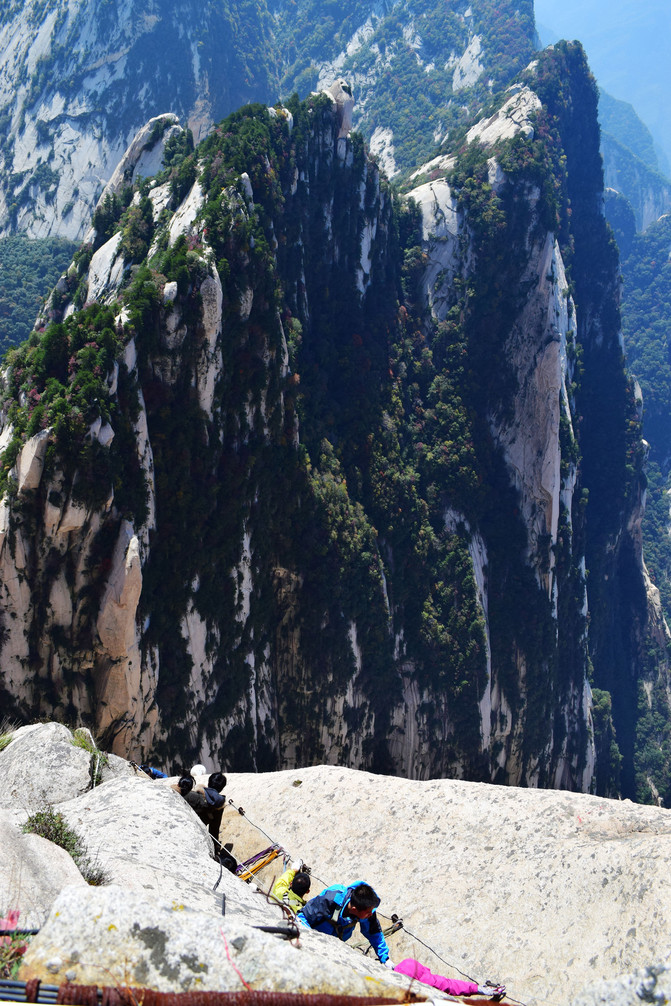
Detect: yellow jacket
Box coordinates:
(271, 868, 308, 912)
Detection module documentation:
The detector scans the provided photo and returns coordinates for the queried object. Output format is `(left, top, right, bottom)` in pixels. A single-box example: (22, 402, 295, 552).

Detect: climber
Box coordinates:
(296, 881, 393, 967)
(184, 770, 227, 841)
(394, 959, 506, 1000)
(271, 860, 312, 912)
(170, 774, 195, 797)
(139, 764, 168, 779)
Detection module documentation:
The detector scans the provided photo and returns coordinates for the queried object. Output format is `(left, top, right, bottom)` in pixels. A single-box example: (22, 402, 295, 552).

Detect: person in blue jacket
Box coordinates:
(296, 881, 393, 967)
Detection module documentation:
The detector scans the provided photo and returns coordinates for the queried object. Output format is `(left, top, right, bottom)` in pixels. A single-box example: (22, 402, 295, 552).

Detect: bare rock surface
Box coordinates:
(221, 766, 671, 1006)
(466, 85, 541, 146)
(19, 884, 407, 998)
(0, 723, 93, 812)
(570, 965, 671, 1006)
(0, 811, 87, 928)
(4, 725, 671, 1004)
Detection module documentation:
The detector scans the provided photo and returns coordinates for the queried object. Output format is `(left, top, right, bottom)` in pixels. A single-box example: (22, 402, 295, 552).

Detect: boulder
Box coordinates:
(16, 429, 50, 492)
(0, 811, 86, 928)
(19, 884, 409, 997)
(0, 723, 93, 812)
(570, 965, 671, 1006)
(327, 79, 354, 138)
(56, 776, 230, 916)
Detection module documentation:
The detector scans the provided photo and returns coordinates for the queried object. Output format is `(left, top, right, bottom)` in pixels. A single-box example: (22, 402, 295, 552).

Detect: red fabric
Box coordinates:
(394, 958, 479, 996)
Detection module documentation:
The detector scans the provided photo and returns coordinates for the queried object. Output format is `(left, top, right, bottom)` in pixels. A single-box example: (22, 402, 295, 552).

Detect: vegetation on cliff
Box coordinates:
(0, 235, 76, 354)
(241, 0, 536, 175)
(616, 213, 671, 804)
(0, 41, 660, 800)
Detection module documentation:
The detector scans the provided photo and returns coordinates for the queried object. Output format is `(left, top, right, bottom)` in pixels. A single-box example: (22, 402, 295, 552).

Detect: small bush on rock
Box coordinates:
(0, 719, 15, 752)
(71, 727, 110, 786)
(22, 807, 111, 887)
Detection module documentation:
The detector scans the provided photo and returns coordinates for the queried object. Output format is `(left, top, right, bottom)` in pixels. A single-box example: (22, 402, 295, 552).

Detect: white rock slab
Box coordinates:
(467, 86, 542, 147)
(19, 884, 409, 997)
(96, 521, 142, 659)
(86, 231, 123, 304)
(222, 765, 671, 1006)
(0, 811, 87, 928)
(0, 723, 93, 812)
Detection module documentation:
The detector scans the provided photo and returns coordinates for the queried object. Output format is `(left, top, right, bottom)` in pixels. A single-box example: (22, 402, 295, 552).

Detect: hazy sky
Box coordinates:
(534, 0, 671, 170)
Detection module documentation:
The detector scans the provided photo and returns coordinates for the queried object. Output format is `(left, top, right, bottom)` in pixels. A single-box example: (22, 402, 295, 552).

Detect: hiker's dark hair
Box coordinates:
(350, 883, 380, 910)
(291, 871, 311, 896)
(178, 775, 194, 795)
(208, 771, 226, 791)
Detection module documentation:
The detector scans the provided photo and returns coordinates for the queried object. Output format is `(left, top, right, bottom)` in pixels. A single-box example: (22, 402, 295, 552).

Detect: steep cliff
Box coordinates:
(272, 0, 537, 176)
(0, 0, 536, 241)
(0, 0, 278, 239)
(0, 52, 651, 794)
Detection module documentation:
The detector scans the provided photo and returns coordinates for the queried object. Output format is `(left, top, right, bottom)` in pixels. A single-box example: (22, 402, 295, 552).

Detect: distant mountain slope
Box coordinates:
(0, 0, 279, 240)
(599, 91, 659, 171)
(273, 0, 537, 175)
(601, 133, 671, 232)
(598, 90, 671, 232)
(0, 0, 536, 243)
(534, 0, 671, 173)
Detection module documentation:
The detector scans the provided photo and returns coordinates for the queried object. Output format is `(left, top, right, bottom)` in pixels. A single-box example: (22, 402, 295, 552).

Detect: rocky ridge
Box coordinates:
(0, 0, 278, 239)
(1, 722, 671, 1006)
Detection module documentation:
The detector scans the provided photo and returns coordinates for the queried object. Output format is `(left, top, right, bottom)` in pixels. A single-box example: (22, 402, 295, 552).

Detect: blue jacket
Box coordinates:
(296, 882, 390, 962)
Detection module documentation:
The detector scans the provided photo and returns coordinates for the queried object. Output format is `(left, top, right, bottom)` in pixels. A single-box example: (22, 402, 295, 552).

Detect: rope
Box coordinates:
(226, 799, 280, 848)
(401, 926, 476, 983)
(216, 800, 538, 1006)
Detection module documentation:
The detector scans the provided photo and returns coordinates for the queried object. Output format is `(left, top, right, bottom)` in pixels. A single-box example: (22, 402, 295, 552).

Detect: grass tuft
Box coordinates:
(0, 718, 17, 753)
(71, 727, 109, 785)
(22, 807, 111, 886)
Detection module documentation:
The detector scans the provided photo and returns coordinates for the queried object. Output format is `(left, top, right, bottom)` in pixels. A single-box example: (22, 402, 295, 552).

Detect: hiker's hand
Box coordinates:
(478, 984, 506, 1000)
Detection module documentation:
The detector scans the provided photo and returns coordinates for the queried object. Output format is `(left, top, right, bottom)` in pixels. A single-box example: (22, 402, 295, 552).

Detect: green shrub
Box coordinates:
(71, 727, 109, 785)
(0, 719, 15, 753)
(22, 807, 111, 886)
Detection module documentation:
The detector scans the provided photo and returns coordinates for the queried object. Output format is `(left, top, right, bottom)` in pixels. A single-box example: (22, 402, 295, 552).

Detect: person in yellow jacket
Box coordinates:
(271, 860, 311, 912)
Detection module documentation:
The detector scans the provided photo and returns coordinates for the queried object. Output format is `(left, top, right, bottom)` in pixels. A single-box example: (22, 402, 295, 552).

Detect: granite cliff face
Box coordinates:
(0, 48, 657, 797)
(0, 0, 536, 241)
(0, 0, 278, 239)
(405, 82, 592, 789)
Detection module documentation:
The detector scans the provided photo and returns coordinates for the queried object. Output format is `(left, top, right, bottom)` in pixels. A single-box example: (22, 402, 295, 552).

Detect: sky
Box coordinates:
(534, 0, 671, 172)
